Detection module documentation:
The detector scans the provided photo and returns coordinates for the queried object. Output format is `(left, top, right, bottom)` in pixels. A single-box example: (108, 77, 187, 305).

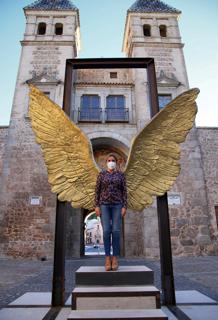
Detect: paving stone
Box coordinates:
(176, 290, 216, 304)
(161, 307, 178, 320)
(9, 292, 52, 306)
(67, 309, 168, 319)
(55, 308, 72, 320)
(179, 305, 218, 320)
(0, 307, 49, 320)
(0, 256, 218, 309)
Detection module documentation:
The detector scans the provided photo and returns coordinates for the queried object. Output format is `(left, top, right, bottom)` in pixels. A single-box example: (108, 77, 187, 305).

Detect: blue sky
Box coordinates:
(0, 0, 218, 126)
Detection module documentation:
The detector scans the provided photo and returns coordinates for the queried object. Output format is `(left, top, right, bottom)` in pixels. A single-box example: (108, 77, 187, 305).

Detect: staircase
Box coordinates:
(67, 265, 168, 320)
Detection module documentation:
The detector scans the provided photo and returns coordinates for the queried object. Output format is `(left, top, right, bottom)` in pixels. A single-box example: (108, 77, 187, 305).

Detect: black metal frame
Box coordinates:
(52, 57, 176, 307)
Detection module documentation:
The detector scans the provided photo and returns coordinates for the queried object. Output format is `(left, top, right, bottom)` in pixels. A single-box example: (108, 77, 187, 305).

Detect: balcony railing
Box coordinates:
(105, 108, 129, 122)
(77, 107, 129, 123)
(78, 108, 102, 122)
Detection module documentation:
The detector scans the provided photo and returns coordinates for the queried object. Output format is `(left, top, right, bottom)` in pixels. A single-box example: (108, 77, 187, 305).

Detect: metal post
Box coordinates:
(52, 61, 73, 306)
(157, 194, 176, 305)
(52, 200, 67, 306)
(147, 60, 176, 306)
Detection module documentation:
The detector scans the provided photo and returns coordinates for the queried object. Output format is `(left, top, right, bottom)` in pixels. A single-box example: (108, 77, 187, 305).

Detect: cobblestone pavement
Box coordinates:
(0, 256, 218, 309)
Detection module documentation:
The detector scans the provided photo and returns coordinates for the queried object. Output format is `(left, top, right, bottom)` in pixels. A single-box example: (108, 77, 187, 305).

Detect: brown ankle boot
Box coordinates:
(111, 256, 118, 271)
(105, 256, 111, 271)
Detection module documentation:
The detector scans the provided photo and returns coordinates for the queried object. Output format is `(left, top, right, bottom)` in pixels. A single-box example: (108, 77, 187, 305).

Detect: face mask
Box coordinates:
(107, 161, 116, 170)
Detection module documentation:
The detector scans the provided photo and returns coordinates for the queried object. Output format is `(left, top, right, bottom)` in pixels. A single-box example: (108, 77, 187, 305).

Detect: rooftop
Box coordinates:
(24, 0, 78, 11)
(128, 0, 181, 14)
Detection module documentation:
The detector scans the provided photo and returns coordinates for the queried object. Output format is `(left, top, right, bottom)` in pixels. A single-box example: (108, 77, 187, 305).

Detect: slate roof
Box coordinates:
(128, 0, 181, 14)
(24, 0, 78, 11)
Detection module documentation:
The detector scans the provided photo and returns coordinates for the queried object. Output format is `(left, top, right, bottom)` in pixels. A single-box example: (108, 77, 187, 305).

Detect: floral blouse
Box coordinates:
(95, 169, 128, 208)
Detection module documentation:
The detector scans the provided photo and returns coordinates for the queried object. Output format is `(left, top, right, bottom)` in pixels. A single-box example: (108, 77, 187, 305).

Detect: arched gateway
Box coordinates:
(66, 136, 129, 258)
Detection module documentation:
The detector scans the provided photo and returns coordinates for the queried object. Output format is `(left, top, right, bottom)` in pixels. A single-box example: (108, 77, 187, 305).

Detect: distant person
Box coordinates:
(94, 153, 127, 271)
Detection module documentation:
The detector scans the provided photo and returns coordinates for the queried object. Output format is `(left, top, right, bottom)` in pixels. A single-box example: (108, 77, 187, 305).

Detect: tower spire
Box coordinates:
(128, 0, 181, 14)
(24, 0, 78, 11)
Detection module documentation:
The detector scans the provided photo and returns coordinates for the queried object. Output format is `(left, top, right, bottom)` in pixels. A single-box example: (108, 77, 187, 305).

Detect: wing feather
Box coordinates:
(28, 85, 100, 210)
(124, 88, 199, 211)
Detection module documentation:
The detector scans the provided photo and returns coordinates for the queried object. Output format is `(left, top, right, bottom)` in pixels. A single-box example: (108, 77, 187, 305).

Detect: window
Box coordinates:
(79, 95, 101, 121)
(215, 207, 218, 230)
(110, 72, 117, 79)
(159, 25, 167, 37)
(43, 91, 50, 98)
(106, 95, 128, 122)
(81, 95, 100, 109)
(106, 95, 125, 109)
(158, 94, 172, 109)
(143, 24, 151, 37)
(55, 23, 63, 35)
(37, 22, 46, 35)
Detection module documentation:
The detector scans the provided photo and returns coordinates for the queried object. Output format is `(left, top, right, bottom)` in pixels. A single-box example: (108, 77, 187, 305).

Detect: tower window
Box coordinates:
(43, 91, 50, 98)
(158, 94, 172, 109)
(143, 24, 151, 37)
(110, 72, 117, 79)
(159, 25, 167, 37)
(37, 22, 46, 35)
(55, 23, 63, 35)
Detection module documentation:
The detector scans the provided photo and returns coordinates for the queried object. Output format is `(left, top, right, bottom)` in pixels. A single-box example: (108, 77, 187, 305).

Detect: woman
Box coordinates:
(95, 153, 127, 271)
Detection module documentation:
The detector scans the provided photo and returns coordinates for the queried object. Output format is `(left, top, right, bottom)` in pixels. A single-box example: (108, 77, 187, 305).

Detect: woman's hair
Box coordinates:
(106, 153, 118, 162)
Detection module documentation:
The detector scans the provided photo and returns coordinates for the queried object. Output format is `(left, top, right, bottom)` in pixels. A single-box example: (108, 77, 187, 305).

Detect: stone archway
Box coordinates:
(91, 136, 146, 258)
(91, 136, 128, 171)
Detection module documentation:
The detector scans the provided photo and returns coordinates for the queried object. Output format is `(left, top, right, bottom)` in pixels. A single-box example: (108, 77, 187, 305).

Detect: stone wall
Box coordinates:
(0, 118, 57, 259)
(0, 126, 8, 174)
(130, 127, 218, 259)
(169, 128, 213, 256)
(76, 69, 132, 84)
(197, 127, 218, 253)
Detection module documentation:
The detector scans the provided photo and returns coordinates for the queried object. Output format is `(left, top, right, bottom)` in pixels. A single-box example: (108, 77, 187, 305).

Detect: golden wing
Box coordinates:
(124, 88, 199, 212)
(28, 85, 100, 211)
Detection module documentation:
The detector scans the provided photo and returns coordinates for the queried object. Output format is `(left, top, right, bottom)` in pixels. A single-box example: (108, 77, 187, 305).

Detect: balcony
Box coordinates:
(105, 108, 129, 122)
(78, 108, 102, 122)
(77, 107, 129, 123)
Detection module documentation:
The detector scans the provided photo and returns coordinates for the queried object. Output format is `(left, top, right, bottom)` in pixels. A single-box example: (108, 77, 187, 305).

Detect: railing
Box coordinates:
(78, 108, 102, 122)
(105, 108, 129, 122)
(77, 107, 129, 123)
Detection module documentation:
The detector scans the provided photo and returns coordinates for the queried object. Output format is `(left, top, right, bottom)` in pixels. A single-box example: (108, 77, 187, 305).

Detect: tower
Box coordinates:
(0, 0, 80, 258)
(123, 0, 189, 129)
(122, 0, 214, 257)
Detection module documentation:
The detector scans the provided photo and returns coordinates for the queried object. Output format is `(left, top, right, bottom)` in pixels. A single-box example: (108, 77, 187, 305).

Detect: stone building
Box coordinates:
(0, 0, 217, 260)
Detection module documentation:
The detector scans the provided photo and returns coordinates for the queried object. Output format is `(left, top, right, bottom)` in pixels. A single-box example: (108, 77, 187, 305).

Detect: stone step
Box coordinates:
(72, 285, 160, 310)
(75, 266, 154, 286)
(67, 309, 168, 320)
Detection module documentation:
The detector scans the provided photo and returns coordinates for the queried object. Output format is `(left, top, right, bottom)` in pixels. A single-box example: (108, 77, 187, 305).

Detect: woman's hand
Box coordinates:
(95, 207, 101, 217)
(121, 207, 127, 217)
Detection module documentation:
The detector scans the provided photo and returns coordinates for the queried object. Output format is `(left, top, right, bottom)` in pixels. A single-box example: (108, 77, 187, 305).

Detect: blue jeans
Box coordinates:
(100, 203, 122, 257)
